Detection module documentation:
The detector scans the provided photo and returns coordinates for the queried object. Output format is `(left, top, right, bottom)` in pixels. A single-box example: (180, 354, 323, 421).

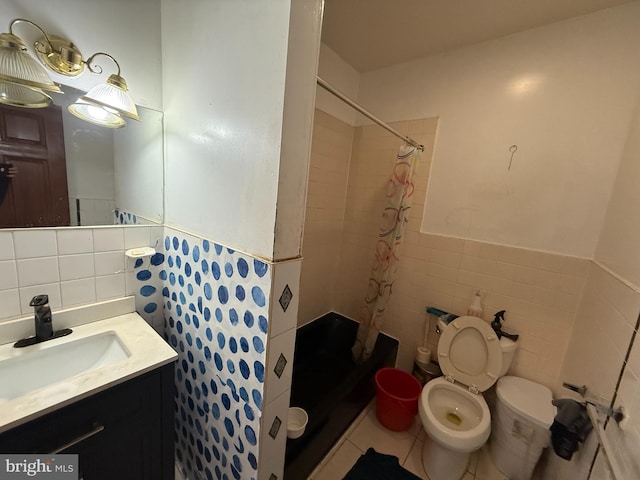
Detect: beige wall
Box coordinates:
(335, 118, 437, 347)
(536, 263, 640, 480)
(309, 7, 640, 477)
(357, 4, 640, 258)
(301, 108, 640, 478)
(332, 117, 590, 386)
(301, 111, 591, 391)
(299, 110, 354, 325)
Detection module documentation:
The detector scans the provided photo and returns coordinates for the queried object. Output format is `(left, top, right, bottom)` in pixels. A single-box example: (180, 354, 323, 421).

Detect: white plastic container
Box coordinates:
(287, 407, 308, 439)
(489, 376, 555, 480)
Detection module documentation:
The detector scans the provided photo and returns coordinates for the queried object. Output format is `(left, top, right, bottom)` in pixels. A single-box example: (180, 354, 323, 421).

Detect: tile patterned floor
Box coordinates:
(308, 401, 509, 480)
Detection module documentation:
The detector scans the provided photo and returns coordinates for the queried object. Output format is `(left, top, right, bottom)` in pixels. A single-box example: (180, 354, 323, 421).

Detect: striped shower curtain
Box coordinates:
(352, 144, 421, 362)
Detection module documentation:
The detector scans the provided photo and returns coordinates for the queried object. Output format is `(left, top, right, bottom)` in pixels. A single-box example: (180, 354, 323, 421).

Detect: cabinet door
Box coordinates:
(67, 412, 157, 480)
(0, 366, 173, 480)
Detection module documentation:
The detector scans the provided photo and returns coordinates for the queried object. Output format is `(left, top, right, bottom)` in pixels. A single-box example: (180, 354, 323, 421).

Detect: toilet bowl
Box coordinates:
(419, 377, 490, 451)
(418, 315, 518, 480)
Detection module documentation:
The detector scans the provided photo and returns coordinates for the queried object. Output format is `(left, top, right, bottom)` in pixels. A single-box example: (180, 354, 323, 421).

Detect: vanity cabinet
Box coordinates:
(0, 363, 175, 480)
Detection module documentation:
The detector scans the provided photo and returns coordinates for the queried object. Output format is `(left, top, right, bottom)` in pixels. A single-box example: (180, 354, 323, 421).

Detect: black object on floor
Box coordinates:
(343, 448, 422, 480)
(284, 312, 398, 480)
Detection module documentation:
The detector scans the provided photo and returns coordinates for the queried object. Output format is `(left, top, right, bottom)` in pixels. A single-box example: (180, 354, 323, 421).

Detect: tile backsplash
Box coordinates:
(0, 226, 162, 327)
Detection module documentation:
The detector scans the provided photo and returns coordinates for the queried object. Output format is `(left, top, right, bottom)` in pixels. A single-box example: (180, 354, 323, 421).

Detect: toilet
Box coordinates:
(418, 315, 518, 480)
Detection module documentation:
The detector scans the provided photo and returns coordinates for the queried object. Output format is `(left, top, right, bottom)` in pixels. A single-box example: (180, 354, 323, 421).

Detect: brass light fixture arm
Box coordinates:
(85, 52, 121, 77)
(9, 18, 55, 55)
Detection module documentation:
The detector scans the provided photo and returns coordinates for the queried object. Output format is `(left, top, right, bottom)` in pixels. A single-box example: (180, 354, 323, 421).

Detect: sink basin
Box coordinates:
(0, 331, 130, 402)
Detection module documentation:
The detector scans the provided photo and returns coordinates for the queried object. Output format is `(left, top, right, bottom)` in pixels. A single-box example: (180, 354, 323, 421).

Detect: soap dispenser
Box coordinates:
(467, 290, 483, 317)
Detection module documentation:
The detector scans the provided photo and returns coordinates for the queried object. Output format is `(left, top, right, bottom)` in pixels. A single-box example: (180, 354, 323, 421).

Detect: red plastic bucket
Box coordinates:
(374, 367, 422, 431)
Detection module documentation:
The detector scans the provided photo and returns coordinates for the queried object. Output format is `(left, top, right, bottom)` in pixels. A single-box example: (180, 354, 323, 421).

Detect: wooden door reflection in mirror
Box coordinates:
(0, 104, 69, 228)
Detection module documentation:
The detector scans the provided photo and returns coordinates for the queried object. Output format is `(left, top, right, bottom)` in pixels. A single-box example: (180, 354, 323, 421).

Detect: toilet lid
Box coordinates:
(438, 315, 503, 393)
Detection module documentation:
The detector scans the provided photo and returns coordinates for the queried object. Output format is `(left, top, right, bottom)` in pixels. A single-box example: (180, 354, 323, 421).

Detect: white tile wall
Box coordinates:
(57, 229, 94, 255)
(124, 227, 151, 249)
(299, 110, 353, 326)
(597, 293, 640, 480)
(264, 327, 296, 406)
(95, 274, 126, 300)
(536, 263, 639, 480)
(0, 226, 156, 323)
(16, 257, 60, 287)
(14, 230, 58, 258)
(270, 259, 301, 338)
(58, 254, 95, 281)
(258, 257, 301, 479)
(258, 389, 291, 480)
(60, 278, 97, 307)
(0, 289, 20, 318)
(0, 261, 17, 290)
(94, 252, 125, 276)
(0, 232, 14, 260)
(93, 228, 124, 252)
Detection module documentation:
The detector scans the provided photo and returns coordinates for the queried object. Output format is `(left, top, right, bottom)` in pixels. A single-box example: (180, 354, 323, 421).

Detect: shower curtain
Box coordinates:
(352, 144, 421, 362)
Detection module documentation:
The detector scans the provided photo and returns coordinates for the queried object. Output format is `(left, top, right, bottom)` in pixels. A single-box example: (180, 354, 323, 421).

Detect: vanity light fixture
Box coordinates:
(0, 19, 62, 107)
(67, 53, 139, 128)
(0, 18, 140, 128)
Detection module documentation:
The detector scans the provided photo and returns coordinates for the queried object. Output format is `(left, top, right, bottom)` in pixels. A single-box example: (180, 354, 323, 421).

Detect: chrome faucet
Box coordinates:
(13, 294, 73, 348)
(31, 294, 53, 341)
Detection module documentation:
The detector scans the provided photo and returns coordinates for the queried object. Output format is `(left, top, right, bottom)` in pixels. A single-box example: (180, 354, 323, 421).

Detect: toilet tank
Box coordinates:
(499, 337, 518, 376)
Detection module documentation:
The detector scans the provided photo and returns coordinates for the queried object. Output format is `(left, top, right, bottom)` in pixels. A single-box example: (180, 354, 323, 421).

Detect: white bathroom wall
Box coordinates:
(576, 57, 640, 480)
(540, 263, 640, 480)
(273, 0, 323, 260)
(356, 3, 640, 258)
(161, 0, 321, 261)
(316, 44, 361, 126)
(540, 35, 640, 478)
(161, 0, 289, 260)
(0, 0, 163, 110)
(160, 2, 321, 478)
(298, 109, 354, 325)
(596, 99, 640, 288)
(114, 107, 165, 224)
(51, 91, 116, 225)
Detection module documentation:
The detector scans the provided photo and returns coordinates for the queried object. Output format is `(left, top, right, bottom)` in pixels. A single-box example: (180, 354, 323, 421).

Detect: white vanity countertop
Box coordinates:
(0, 299, 177, 434)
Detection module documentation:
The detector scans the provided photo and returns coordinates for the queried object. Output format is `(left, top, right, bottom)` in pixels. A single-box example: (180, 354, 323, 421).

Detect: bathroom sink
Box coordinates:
(0, 331, 130, 402)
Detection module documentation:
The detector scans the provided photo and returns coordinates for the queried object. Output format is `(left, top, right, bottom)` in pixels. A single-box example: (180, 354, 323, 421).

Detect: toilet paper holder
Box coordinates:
(562, 382, 625, 425)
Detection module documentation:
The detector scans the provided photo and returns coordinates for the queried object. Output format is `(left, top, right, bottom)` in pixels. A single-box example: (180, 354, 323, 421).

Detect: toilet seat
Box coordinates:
(438, 316, 502, 393)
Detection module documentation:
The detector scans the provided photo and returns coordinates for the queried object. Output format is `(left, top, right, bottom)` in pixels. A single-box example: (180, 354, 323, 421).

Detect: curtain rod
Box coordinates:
(316, 76, 424, 151)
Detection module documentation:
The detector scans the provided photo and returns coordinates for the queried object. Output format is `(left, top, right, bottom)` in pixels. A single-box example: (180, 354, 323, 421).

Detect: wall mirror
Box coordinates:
(0, 84, 164, 228)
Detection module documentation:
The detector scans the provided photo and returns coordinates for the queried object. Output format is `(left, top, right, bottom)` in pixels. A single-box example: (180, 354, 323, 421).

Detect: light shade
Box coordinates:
(68, 99, 125, 128)
(79, 73, 140, 121)
(0, 32, 61, 93)
(0, 81, 51, 108)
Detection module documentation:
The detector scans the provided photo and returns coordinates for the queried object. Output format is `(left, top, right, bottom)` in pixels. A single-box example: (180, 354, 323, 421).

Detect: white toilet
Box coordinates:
(418, 316, 518, 480)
